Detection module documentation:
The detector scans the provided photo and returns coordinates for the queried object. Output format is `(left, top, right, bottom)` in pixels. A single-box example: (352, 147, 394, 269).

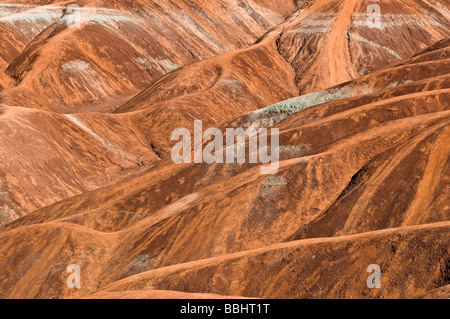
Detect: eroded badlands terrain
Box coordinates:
(0, 0, 449, 299)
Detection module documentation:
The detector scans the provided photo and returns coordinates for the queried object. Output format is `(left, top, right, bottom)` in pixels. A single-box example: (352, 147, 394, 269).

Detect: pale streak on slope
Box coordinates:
(402, 125, 450, 225)
(349, 33, 402, 59)
(85, 290, 253, 299)
(93, 221, 450, 296)
(337, 121, 447, 235)
(327, 0, 359, 86)
(142, 193, 201, 227)
(423, 0, 450, 21)
(63, 114, 136, 163)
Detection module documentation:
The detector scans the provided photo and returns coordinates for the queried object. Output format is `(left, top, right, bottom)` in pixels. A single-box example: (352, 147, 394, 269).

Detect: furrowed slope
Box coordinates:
(226, 38, 450, 130)
(115, 34, 300, 151)
(0, 0, 449, 300)
(10, 46, 449, 231)
(0, 0, 296, 112)
(90, 222, 450, 299)
(1, 37, 449, 298)
(1, 219, 448, 298)
(0, 106, 159, 224)
(0, 0, 299, 219)
(112, 0, 450, 153)
(276, 0, 450, 93)
(1, 0, 448, 220)
(0, 71, 10, 90)
(0, 29, 300, 221)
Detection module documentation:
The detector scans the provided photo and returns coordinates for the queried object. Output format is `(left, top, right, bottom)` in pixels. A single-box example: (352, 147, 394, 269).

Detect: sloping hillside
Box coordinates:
(0, 0, 448, 299)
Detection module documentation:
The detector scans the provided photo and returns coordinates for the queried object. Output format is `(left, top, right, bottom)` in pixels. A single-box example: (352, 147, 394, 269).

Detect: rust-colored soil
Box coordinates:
(0, 0, 449, 299)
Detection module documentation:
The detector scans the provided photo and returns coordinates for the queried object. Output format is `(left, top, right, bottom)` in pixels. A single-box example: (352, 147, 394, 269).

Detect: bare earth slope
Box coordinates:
(0, 0, 298, 220)
(0, 0, 449, 299)
(0, 0, 296, 112)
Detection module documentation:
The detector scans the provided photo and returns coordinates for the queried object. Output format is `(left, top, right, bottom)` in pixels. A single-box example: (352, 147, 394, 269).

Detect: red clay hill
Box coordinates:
(0, 0, 449, 299)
